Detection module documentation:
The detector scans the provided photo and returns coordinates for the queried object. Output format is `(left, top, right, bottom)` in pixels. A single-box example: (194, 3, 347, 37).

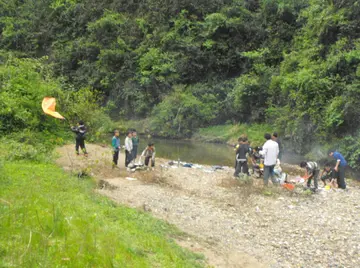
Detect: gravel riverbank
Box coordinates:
(57, 144, 360, 268)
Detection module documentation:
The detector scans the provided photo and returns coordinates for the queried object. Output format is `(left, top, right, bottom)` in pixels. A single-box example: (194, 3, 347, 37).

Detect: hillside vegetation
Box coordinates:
(1, 1, 360, 164)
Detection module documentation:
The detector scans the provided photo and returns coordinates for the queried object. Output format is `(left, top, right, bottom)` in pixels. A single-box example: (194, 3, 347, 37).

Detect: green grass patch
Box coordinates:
(194, 123, 273, 146)
(0, 161, 203, 267)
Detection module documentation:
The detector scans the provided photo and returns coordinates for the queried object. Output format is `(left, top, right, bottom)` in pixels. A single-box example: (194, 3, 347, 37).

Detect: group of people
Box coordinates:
(70, 121, 156, 170)
(112, 129, 156, 170)
(72, 121, 348, 188)
(234, 132, 282, 185)
(234, 132, 347, 190)
(300, 150, 347, 190)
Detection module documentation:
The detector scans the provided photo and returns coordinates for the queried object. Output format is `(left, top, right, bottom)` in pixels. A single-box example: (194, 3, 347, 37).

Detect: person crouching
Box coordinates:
(141, 143, 156, 169)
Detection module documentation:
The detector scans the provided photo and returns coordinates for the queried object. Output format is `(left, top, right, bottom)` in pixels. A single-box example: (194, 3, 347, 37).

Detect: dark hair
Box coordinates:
(264, 133, 271, 140)
(300, 161, 307, 168)
(148, 142, 154, 147)
(79, 120, 84, 125)
(324, 162, 332, 167)
(127, 130, 132, 135)
(273, 132, 278, 138)
(114, 129, 119, 133)
(328, 149, 335, 155)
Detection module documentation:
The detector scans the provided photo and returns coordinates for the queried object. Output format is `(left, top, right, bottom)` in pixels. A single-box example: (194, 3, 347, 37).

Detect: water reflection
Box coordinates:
(136, 136, 303, 167)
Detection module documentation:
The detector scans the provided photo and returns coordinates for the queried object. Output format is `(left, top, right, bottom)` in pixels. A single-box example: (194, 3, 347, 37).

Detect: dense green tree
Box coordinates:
(2, 0, 360, 166)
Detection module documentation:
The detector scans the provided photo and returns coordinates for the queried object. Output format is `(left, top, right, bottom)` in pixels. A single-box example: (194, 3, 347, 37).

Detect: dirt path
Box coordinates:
(56, 144, 360, 268)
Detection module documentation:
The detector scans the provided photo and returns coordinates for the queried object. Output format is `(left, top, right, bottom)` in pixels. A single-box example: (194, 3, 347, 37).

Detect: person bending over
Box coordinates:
(300, 161, 319, 190)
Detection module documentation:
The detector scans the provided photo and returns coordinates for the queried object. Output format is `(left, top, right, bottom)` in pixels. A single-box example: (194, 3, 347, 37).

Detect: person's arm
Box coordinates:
(125, 138, 131, 152)
(260, 144, 267, 156)
(141, 148, 146, 157)
(152, 149, 156, 161)
(111, 138, 116, 150)
(304, 169, 309, 180)
(334, 160, 340, 172)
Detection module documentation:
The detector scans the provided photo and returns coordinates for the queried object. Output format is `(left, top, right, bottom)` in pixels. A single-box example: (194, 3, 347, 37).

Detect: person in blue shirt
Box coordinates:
(328, 150, 347, 189)
(112, 130, 121, 168)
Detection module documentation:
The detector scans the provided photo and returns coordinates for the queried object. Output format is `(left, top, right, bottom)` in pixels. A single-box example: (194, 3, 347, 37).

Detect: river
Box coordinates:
(136, 136, 303, 167)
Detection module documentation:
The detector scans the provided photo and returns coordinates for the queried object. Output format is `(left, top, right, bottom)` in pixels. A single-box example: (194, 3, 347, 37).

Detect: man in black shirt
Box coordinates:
(234, 137, 250, 177)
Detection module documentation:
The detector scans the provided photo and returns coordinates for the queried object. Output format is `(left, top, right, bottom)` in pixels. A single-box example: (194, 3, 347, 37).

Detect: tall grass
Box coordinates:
(0, 160, 203, 267)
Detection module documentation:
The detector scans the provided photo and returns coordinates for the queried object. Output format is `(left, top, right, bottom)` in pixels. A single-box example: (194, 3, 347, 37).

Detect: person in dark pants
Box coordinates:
(320, 162, 337, 187)
(141, 143, 156, 168)
(124, 130, 133, 167)
(131, 130, 139, 163)
(71, 120, 88, 156)
(112, 130, 121, 168)
(261, 133, 279, 186)
(234, 137, 250, 177)
(300, 161, 319, 190)
(272, 132, 283, 161)
(328, 150, 347, 189)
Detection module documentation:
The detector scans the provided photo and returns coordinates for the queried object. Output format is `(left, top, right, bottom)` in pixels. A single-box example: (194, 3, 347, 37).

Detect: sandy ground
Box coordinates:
(56, 144, 360, 268)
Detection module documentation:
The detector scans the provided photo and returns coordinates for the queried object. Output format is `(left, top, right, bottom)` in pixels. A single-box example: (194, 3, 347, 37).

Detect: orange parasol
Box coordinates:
(42, 97, 65, 120)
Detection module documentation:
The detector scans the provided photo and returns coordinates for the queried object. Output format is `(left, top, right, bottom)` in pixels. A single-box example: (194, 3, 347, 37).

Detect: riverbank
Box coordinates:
(119, 119, 272, 146)
(56, 144, 360, 268)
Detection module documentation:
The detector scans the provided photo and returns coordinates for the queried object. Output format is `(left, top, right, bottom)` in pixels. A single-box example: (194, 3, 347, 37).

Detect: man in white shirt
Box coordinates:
(260, 133, 279, 186)
(124, 130, 133, 167)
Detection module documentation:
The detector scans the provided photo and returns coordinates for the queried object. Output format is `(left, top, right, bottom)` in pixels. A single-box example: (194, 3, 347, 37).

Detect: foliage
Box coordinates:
(151, 87, 216, 137)
(2, 0, 360, 168)
(0, 54, 115, 142)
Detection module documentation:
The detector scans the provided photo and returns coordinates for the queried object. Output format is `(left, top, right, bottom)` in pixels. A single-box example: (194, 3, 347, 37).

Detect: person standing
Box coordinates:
(234, 137, 250, 177)
(261, 133, 279, 186)
(112, 130, 121, 168)
(272, 132, 282, 160)
(328, 150, 347, 189)
(71, 120, 88, 156)
(124, 131, 133, 167)
(132, 130, 140, 162)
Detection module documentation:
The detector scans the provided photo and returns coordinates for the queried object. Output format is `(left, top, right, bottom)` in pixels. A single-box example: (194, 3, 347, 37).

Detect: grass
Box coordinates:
(0, 161, 204, 267)
(194, 123, 273, 146)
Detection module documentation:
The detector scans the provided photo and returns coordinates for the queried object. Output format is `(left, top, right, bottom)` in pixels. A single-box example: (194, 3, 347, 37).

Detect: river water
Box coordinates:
(136, 136, 303, 167)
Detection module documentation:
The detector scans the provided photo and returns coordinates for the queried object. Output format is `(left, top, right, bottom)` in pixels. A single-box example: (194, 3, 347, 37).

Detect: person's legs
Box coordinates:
(242, 161, 249, 176)
(145, 156, 150, 167)
(75, 138, 80, 155)
(264, 165, 271, 185)
(269, 165, 278, 184)
(234, 161, 241, 177)
(113, 151, 119, 166)
(313, 169, 319, 189)
(125, 150, 132, 167)
(337, 166, 346, 189)
(79, 138, 87, 155)
(132, 145, 138, 162)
